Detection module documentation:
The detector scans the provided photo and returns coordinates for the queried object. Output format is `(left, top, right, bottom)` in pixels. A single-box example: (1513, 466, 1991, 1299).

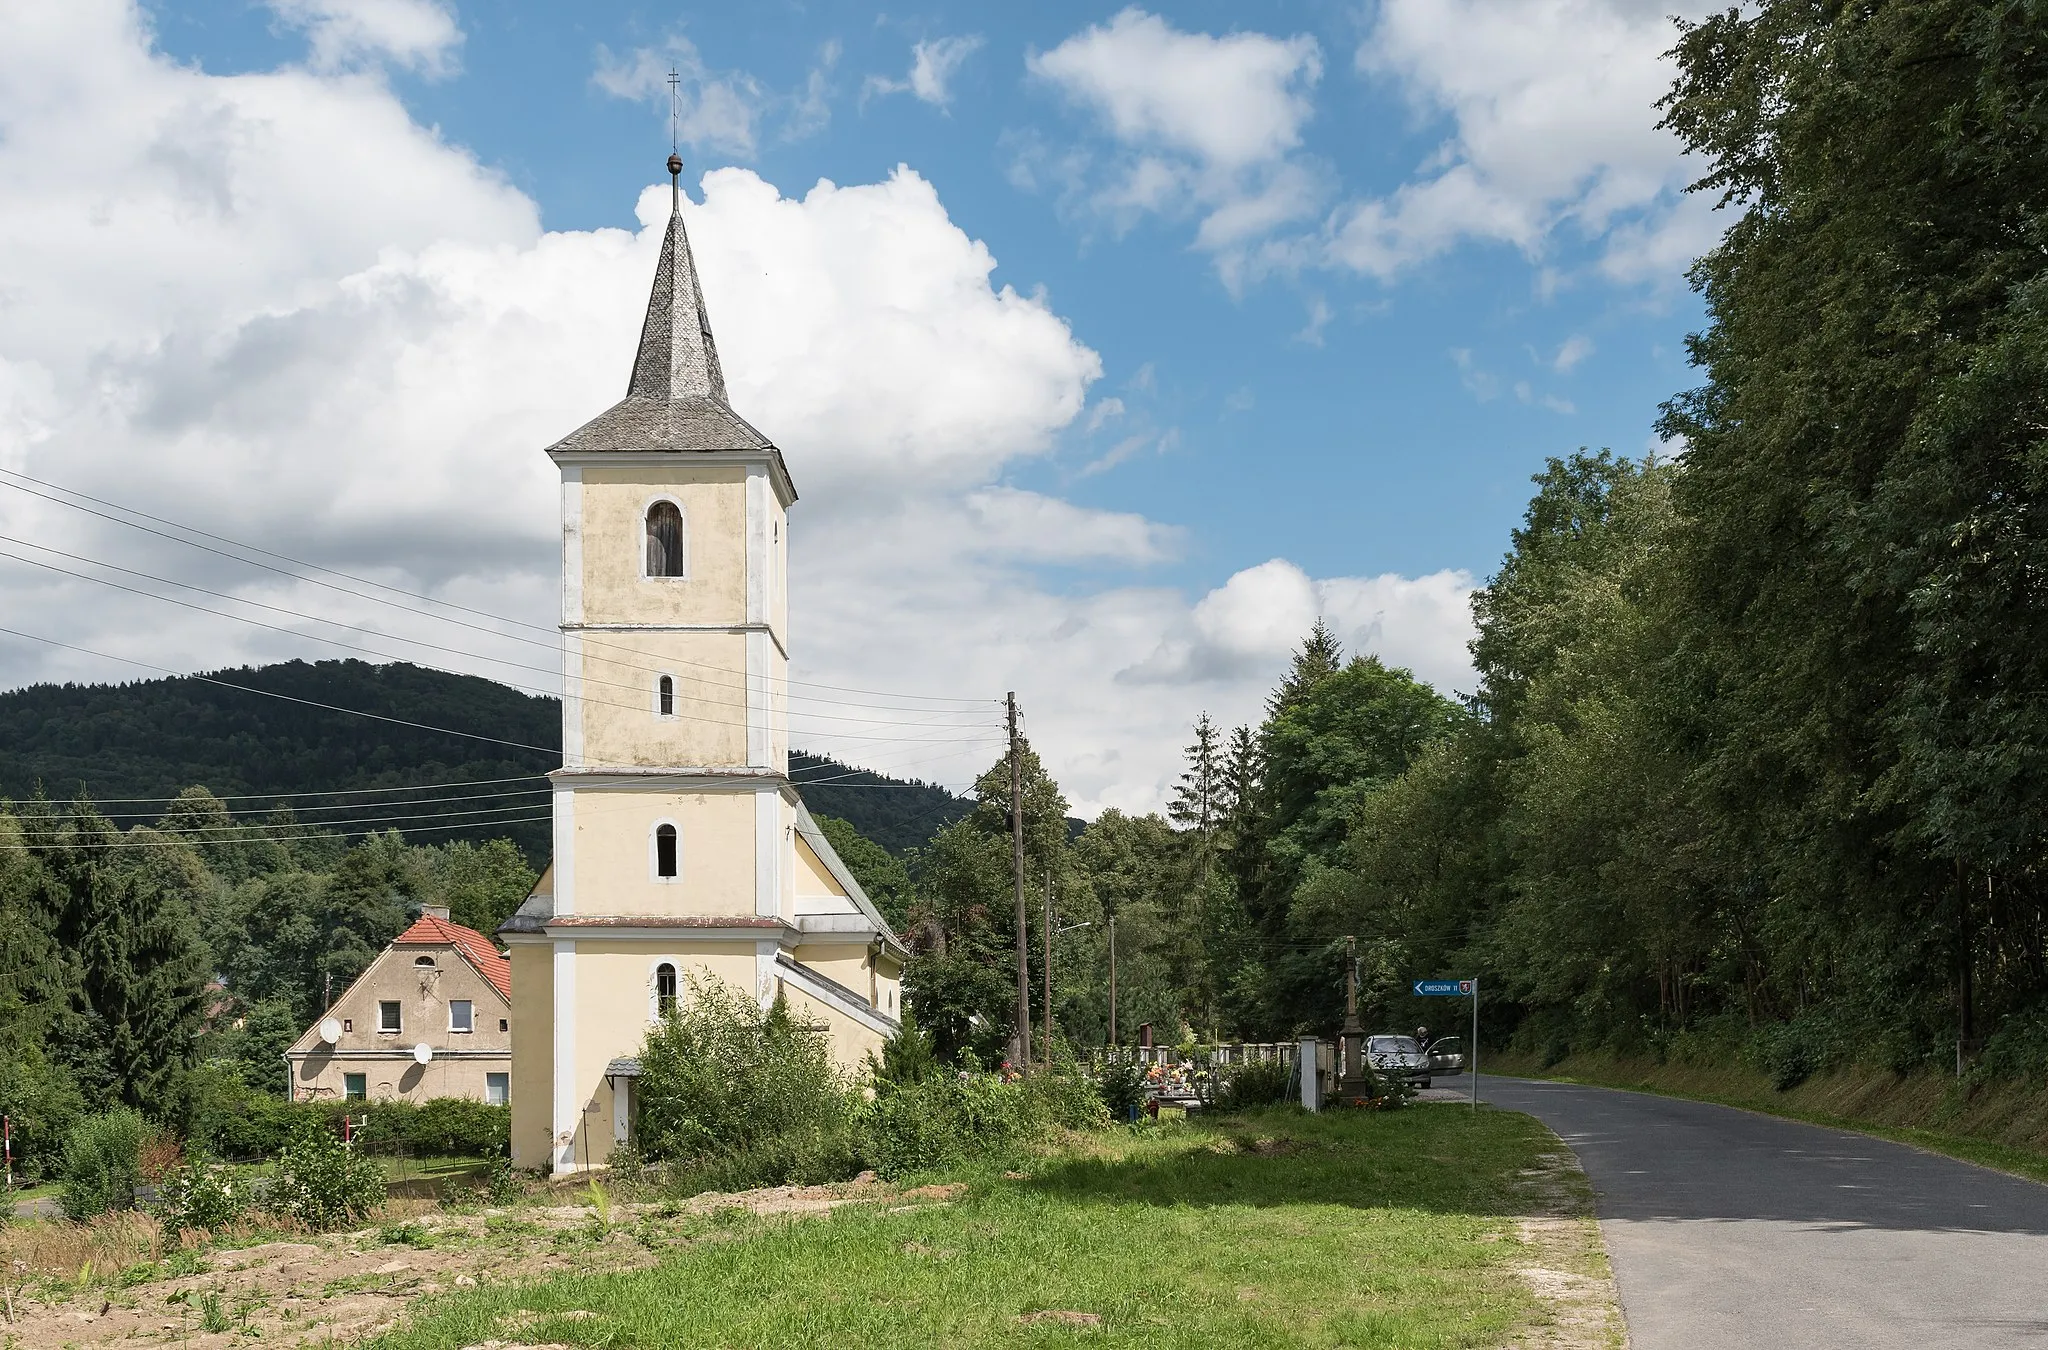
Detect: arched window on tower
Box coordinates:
(657, 675, 675, 717)
(655, 962, 678, 1017)
(645, 501, 686, 577)
(654, 822, 679, 879)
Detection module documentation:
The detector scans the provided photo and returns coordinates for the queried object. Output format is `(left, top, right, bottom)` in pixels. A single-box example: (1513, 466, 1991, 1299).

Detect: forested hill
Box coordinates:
(0, 659, 971, 859)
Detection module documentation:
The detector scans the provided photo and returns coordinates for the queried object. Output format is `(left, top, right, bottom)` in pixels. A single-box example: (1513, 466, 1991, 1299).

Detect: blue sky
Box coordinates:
(0, 2, 1718, 811)
(146, 0, 1706, 590)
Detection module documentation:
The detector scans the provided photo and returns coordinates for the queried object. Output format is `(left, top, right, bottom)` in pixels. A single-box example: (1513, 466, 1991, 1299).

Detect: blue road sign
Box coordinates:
(1413, 979, 1475, 997)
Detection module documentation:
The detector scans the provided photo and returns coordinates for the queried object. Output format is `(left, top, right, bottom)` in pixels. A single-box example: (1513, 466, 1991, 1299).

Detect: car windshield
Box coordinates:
(1368, 1036, 1420, 1053)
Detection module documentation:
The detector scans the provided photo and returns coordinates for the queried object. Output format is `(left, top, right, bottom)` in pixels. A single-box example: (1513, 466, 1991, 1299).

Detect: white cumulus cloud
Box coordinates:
(864, 35, 984, 109)
(266, 0, 463, 77)
(0, 0, 1477, 817)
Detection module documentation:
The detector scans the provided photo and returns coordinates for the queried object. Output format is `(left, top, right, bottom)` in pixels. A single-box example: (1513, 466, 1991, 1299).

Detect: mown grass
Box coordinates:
(1492, 1051, 2048, 1186)
(374, 1106, 1571, 1350)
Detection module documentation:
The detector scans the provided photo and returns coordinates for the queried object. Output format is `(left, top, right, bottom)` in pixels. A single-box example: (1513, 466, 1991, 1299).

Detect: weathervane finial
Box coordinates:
(666, 67, 683, 214)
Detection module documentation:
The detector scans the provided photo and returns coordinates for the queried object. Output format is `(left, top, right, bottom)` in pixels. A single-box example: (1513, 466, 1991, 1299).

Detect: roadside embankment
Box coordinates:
(1489, 1050, 2048, 1183)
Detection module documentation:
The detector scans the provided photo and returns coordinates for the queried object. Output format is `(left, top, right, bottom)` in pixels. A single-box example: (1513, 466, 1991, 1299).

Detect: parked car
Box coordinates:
(1424, 1036, 1466, 1078)
(1367, 1034, 1431, 1088)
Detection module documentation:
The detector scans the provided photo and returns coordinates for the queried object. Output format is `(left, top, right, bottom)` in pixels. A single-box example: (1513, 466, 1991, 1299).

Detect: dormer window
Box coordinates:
(645, 501, 686, 577)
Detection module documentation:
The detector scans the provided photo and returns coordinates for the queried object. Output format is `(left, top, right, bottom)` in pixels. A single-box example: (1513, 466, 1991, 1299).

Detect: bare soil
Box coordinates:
(0, 1175, 921, 1349)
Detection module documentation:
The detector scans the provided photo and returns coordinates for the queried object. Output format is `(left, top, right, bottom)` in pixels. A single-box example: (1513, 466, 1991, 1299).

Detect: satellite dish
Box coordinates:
(319, 1018, 342, 1045)
(413, 1043, 433, 1065)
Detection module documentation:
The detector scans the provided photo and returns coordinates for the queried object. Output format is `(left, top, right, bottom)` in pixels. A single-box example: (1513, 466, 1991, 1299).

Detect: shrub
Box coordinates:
(1093, 1058, 1148, 1119)
(1215, 1058, 1295, 1112)
(59, 1109, 150, 1220)
(636, 976, 859, 1190)
(1020, 1067, 1108, 1130)
(409, 1097, 508, 1157)
(868, 1008, 940, 1088)
(264, 1120, 385, 1230)
(862, 1072, 1039, 1178)
(0, 1055, 87, 1184)
(152, 1160, 248, 1234)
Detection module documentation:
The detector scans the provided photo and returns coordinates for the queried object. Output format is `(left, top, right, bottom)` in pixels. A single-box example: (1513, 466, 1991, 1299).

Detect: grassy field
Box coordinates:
(1491, 1050, 2048, 1185)
(372, 1106, 1614, 1350)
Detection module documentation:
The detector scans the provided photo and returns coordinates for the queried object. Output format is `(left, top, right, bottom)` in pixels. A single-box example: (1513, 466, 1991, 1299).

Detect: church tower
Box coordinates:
(504, 157, 906, 1173)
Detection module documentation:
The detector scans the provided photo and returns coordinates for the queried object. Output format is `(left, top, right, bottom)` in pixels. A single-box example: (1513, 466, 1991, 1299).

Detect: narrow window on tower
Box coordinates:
(657, 674, 675, 718)
(654, 822, 679, 879)
(655, 962, 678, 1017)
(645, 501, 686, 578)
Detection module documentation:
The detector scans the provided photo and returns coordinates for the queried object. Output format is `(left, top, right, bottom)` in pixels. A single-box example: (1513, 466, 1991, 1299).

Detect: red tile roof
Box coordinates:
(393, 914, 511, 1000)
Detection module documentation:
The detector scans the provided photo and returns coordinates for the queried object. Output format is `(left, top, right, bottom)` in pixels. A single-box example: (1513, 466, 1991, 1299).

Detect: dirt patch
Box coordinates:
(1019, 1309, 1103, 1327)
(1508, 1148, 1628, 1350)
(0, 1174, 906, 1349)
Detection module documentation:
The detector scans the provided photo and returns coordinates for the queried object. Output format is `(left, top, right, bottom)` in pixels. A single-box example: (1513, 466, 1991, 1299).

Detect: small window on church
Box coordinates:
(658, 675, 675, 718)
(646, 501, 686, 578)
(655, 962, 678, 1016)
(655, 823, 679, 879)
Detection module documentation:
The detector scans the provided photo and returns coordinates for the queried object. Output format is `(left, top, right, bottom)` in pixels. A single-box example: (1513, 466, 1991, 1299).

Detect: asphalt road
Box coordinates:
(1482, 1077, 2048, 1348)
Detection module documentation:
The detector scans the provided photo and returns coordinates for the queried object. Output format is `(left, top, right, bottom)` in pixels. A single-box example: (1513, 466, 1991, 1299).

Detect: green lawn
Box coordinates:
(374, 1106, 1590, 1350)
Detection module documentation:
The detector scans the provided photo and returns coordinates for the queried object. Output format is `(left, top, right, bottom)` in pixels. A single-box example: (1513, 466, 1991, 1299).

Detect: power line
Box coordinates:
(0, 549, 997, 747)
(0, 468, 991, 708)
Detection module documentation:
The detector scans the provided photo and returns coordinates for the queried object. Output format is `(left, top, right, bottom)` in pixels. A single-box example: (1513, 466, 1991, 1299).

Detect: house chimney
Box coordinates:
(421, 904, 450, 922)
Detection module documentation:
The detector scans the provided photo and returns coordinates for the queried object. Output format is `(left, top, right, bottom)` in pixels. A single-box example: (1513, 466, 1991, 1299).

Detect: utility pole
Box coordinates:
(1107, 913, 1119, 1046)
(1008, 692, 1031, 1070)
(1043, 870, 1054, 1066)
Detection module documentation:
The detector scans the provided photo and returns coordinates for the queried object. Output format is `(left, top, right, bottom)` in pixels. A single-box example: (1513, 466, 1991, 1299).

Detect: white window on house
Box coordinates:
(450, 1000, 474, 1033)
(414, 955, 436, 967)
(658, 675, 675, 718)
(645, 501, 686, 577)
(378, 1001, 401, 1034)
(655, 962, 678, 1017)
(654, 823, 679, 879)
(486, 1073, 509, 1106)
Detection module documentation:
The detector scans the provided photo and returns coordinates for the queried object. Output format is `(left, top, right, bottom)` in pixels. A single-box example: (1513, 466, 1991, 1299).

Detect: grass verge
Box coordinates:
(1491, 1051, 2048, 1186)
(374, 1106, 1609, 1350)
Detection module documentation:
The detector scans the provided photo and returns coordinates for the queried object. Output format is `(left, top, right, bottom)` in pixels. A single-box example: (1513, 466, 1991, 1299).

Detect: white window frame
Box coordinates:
(485, 1073, 509, 1106)
(640, 494, 690, 581)
(377, 1001, 401, 1034)
(654, 671, 678, 720)
(449, 999, 474, 1033)
(648, 957, 684, 1022)
(649, 818, 682, 883)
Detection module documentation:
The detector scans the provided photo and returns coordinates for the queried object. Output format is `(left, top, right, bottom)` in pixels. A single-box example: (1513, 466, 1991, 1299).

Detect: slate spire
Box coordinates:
(627, 153, 729, 404)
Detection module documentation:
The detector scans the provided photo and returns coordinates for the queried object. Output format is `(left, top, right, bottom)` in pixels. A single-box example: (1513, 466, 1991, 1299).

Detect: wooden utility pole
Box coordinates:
(1008, 692, 1031, 1069)
(1107, 913, 1119, 1046)
(1042, 870, 1054, 1066)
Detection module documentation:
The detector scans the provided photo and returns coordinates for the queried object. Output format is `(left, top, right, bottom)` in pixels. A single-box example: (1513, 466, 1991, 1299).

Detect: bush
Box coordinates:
(409, 1097, 509, 1157)
(862, 1072, 1040, 1178)
(153, 1160, 248, 1234)
(868, 1008, 940, 1088)
(60, 1109, 150, 1220)
(0, 1055, 87, 1184)
(1093, 1058, 1149, 1119)
(636, 976, 859, 1190)
(1020, 1067, 1109, 1130)
(264, 1120, 385, 1230)
(1215, 1058, 1295, 1112)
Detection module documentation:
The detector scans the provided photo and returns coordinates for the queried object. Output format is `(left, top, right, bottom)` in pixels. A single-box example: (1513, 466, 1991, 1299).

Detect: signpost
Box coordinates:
(1412, 977, 1479, 1108)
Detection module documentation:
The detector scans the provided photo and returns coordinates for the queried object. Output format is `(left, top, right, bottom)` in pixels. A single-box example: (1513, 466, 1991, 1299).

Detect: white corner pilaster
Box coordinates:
(562, 631, 585, 768)
(753, 789, 781, 920)
(755, 939, 779, 1011)
(745, 629, 770, 767)
(745, 463, 768, 625)
(551, 787, 576, 916)
(560, 467, 584, 626)
(553, 940, 578, 1169)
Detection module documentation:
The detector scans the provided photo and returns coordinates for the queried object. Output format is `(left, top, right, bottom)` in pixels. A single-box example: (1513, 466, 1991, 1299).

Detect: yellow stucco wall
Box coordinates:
(580, 467, 747, 624)
(793, 834, 843, 897)
(509, 944, 554, 1170)
(565, 789, 759, 917)
(576, 630, 749, 768)
(779, 981, 888, 1073)
(562, 939, 763, 1168)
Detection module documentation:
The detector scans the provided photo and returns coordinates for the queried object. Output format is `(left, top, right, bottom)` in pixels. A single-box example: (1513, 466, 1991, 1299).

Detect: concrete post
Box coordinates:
(1298, 1036, 1321, 1112)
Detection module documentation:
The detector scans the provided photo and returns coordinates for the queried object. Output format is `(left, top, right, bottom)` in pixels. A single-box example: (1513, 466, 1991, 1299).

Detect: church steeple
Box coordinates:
(543, 155, 784, 467)
(627, 153, 729, 405)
